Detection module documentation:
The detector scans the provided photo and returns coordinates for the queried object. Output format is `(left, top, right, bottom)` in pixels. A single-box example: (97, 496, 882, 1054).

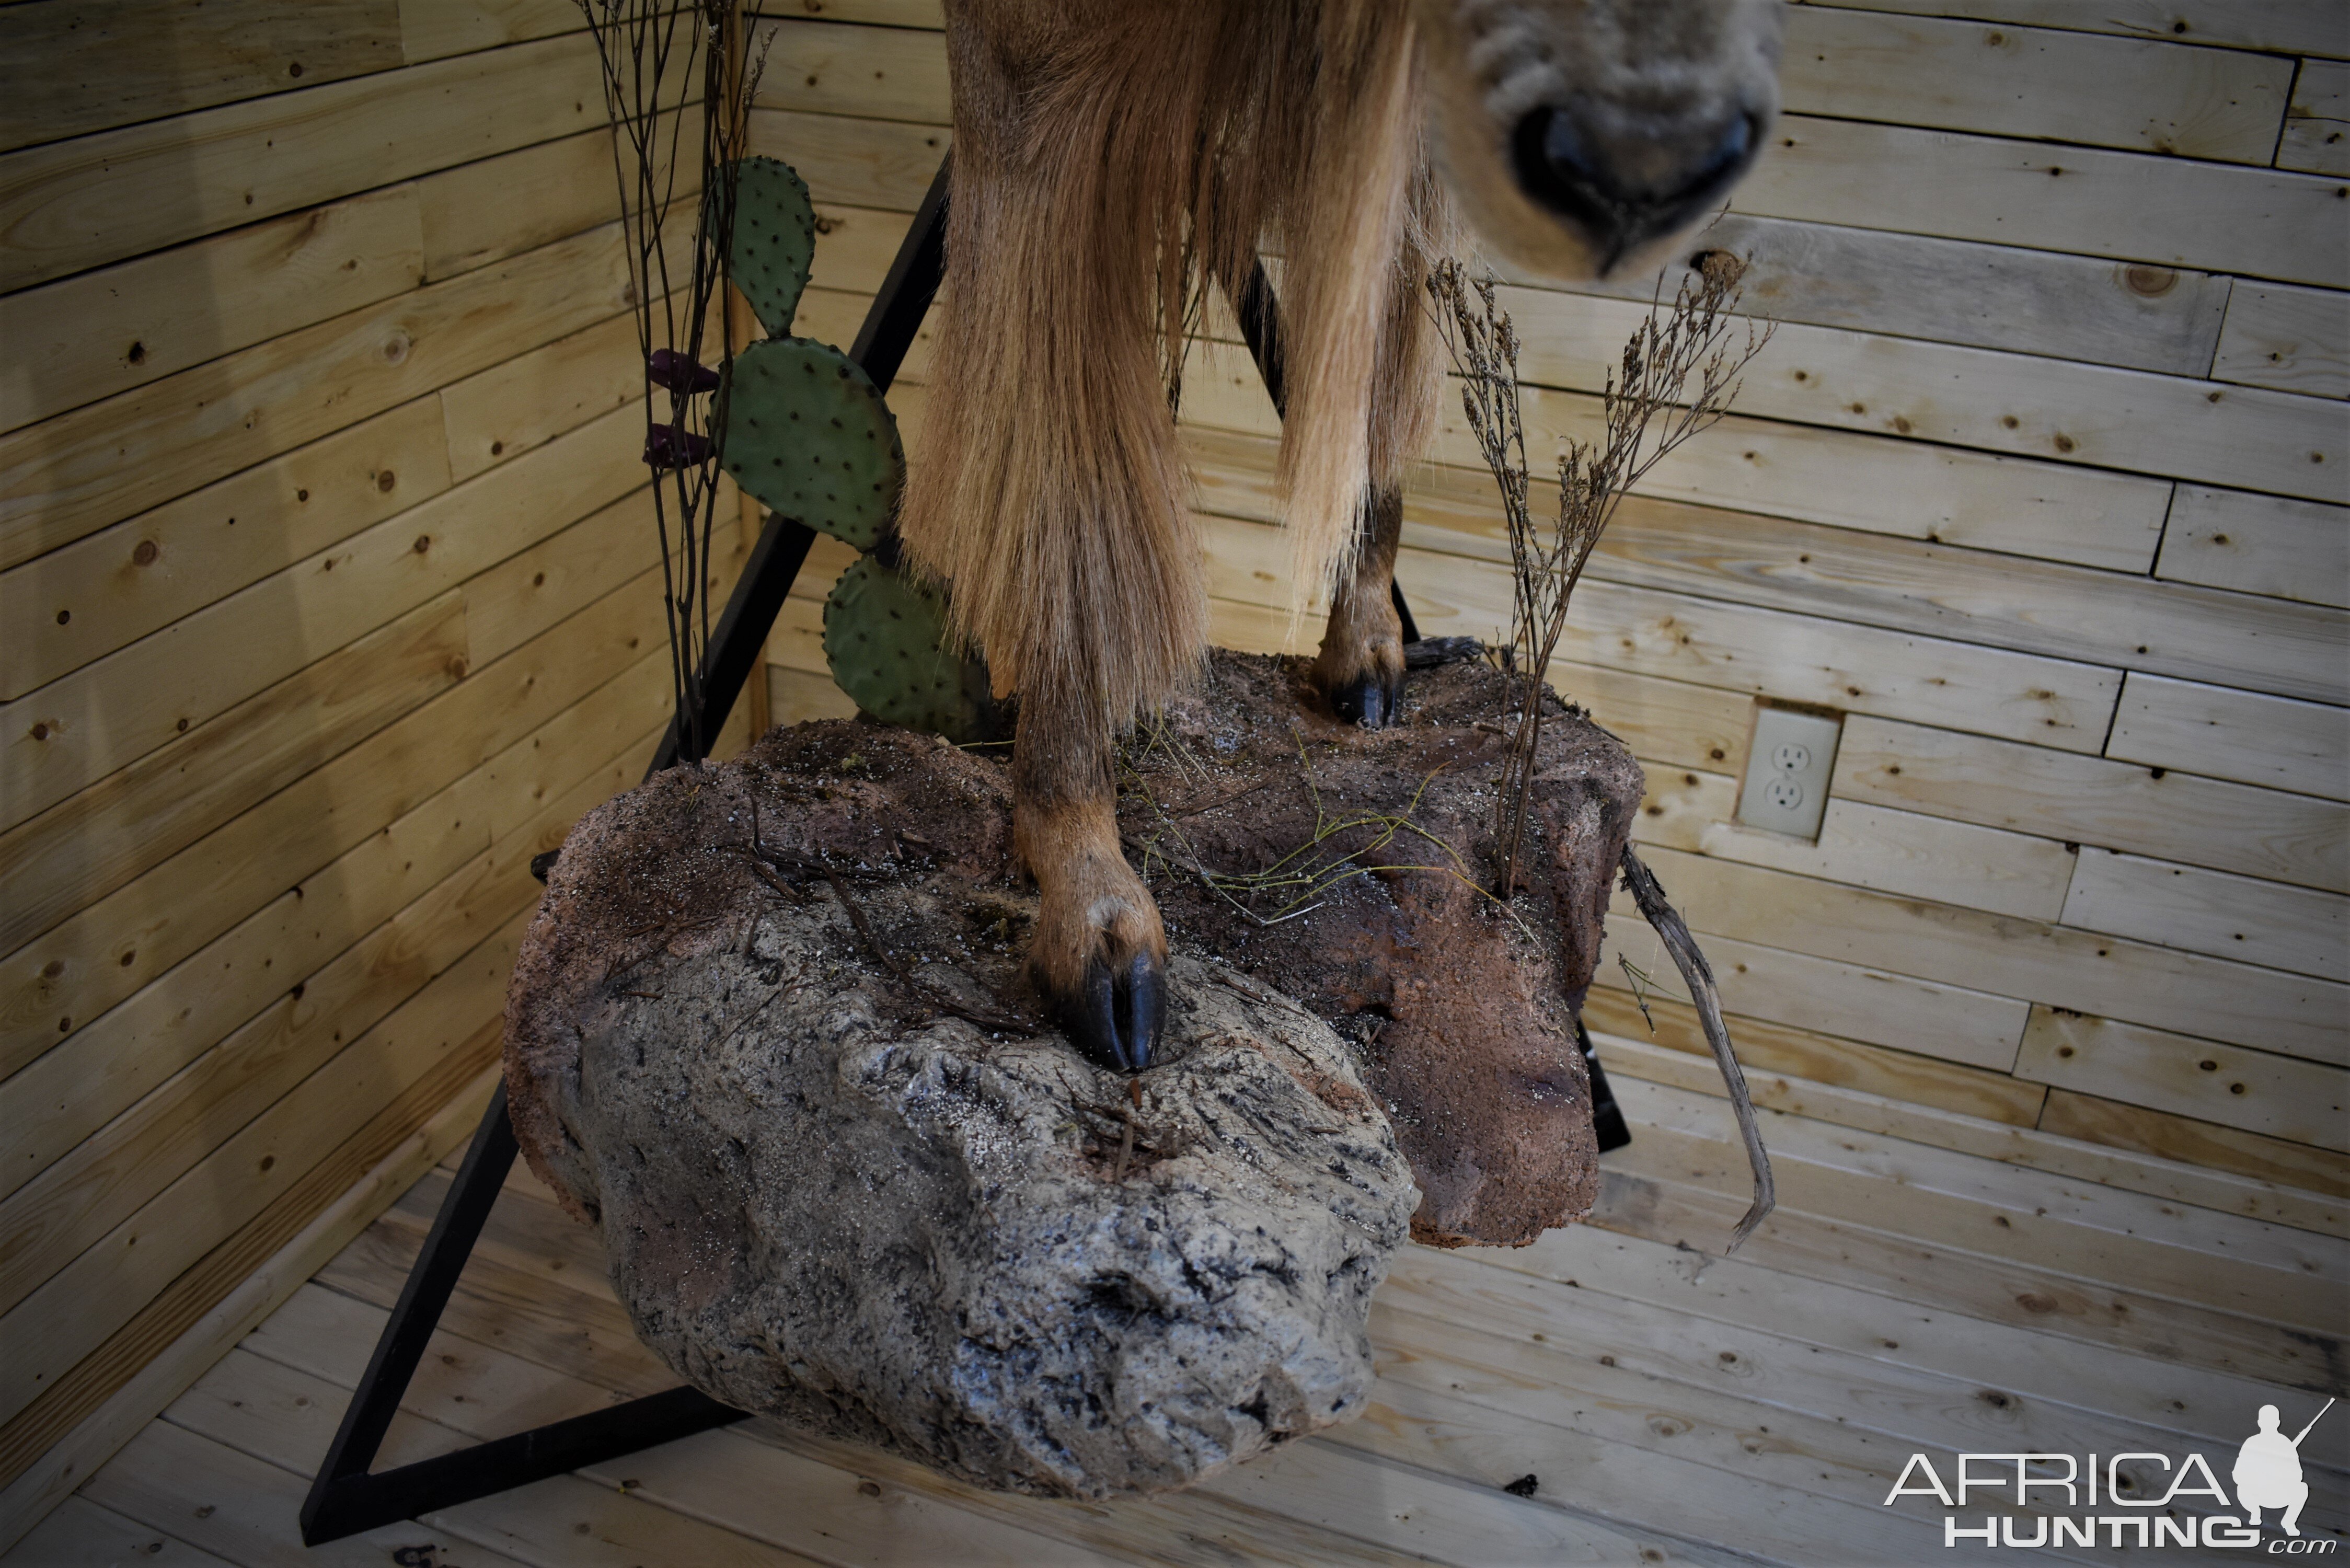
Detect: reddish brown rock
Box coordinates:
(1122, 650, 1644, 1246)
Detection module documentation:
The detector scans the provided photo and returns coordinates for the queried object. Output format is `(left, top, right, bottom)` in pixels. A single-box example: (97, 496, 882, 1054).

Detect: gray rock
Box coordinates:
(504, 737, 1419, 1497)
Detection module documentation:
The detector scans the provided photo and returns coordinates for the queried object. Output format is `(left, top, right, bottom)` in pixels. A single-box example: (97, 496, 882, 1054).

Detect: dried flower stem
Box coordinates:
(1425, 254, 1773, 895)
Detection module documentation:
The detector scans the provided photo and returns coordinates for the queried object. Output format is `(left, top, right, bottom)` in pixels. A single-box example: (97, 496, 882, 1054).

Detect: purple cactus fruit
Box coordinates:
(648, 348, 721, 395)
(642, 422, 714, 469)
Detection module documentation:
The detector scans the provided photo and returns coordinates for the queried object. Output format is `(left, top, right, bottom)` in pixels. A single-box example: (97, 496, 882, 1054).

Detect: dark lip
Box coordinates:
(1508, 108, 1761, 276)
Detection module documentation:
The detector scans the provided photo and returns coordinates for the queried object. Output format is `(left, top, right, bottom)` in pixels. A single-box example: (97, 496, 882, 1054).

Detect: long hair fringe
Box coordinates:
(900, 0, 1435, 721)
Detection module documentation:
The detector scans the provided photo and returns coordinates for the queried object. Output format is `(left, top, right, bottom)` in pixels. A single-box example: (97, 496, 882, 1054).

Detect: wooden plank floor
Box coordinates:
(9, 1066, 2345, 1567)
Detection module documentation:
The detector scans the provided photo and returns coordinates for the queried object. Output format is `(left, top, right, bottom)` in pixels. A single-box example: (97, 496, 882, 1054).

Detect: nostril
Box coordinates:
(1511, 106, 1623, 248)
(1678, 113, 1757, 206)
(1512, 105, 1764, 266)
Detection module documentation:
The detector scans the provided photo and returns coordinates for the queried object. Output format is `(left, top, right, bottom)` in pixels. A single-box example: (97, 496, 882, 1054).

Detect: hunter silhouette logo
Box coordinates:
(2237, 1399, 2332, 1538)
(1886, 1397, 2340, 1551)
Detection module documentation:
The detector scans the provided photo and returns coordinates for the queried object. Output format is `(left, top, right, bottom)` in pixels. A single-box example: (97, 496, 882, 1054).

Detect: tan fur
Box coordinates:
(904, 1, 1456, 718)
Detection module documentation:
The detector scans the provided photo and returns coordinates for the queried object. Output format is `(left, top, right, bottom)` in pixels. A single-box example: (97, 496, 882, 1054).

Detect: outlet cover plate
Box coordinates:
(1737, 707, 1841, 839)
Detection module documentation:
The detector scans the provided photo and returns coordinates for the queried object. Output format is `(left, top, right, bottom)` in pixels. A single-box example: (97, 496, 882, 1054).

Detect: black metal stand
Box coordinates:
(299, 156, 951, 1546)
(303, 151, 1621, 1543)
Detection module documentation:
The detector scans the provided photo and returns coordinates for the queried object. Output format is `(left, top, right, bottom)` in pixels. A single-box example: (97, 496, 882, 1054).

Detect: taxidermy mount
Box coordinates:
(907, 0, 1785, 1081)
(900, 0, 1785, 1070)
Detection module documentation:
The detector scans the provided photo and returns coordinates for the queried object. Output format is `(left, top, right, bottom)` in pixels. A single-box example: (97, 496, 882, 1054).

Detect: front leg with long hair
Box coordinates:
(898, 2, 1219, 1070)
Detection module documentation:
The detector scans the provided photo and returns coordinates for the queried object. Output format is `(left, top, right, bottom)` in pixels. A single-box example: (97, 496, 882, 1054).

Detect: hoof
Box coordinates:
(1324, 667, 1407, 729)
(1044, 947, 1165, 1073)
(1020, 813, 1168, 1074)
(1403, 636, 1484, 671)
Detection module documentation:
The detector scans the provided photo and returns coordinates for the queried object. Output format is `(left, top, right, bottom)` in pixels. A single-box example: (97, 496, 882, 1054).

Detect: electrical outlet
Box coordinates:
(1737, 706, 1841, 839)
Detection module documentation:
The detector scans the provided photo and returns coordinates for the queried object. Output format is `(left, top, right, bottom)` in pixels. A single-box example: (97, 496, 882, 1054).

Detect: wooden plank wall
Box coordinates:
(745, 4, 2349, 1249)
(0, 0, 754, 1498)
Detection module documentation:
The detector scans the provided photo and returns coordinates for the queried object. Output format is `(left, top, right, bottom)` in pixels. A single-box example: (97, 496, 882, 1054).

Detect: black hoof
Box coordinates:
(1327, 667, 1407, 728)
(1055, 949, 1164, 1073)
(1403, 636, 1484, 671)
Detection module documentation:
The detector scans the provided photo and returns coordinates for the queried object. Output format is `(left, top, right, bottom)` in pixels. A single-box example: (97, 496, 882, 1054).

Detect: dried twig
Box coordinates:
(819, 868, 1039, 1035)
(1120, 734, 1534, 941)
(1618, 953, 1659, 1031)
(1426, 254, 1773, 895)
(575, 0, 771, 764)
(1618, 847, 1773, 1252)
(1113, 1101, 1137, 1183)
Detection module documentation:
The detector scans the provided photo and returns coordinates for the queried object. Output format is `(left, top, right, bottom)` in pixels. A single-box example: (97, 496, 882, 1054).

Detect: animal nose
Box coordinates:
(1511, 107, 1759, 272)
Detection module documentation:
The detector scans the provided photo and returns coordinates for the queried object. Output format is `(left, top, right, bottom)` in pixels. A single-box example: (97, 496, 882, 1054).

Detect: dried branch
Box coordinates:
(575, 0, 771, 764)
(1425, 253, 1773, 896)
(1618, 848, 1773, 1252)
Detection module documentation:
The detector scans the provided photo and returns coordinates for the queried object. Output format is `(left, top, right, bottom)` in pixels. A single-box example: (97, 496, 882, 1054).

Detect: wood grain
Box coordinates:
(0, 217, 643, 572)
(1501, 284, 2348, 504)
(1589, 1021, 2343, 1238)
(0, 1066, 490, 1550)
(0, 750, 636, 1379)
(2156, 485, 2350, 608)
(418, 106, 705, 281)
(0, 656, 665, 1221)
(1695, 798, 2077, 923)
(1736, 113, 2350, 290)
(1582, 984, 2046, 1126)
(1833, 713, 2350, 893)
(1599, 921, 2031, 1071)
(0, 906, 529, 1433)
(2063, 845, 2349, 983)
(0, 1005, 501, 1488)
(396, 0, 582, 64)
(76, 1418, 536, 1568)
(2039, 1088, 2350, 1202)
(0, 595, 467, 960)
(1, 396, 453, 701)
(2280, 57, 2350, 176)
(0, 571, 663, 1083)
(0, 34, 605, 291)
(2105, 671, 2348, 801)
(1193, 508, 2126, 754)
(1611, 844, 2348, 1065)
(745, 106, 946, 212)
(1788, 0, 2349, 59)
(2212, 281, 2350, 399)
(1543, 210, 2234, 377)
(3, 401, 648, 831)
(2018, 1006, 2349, 1150)
(1777, 6, 2293, 162)
(0, 185, 425, 438)
(0, 0, 402, 156)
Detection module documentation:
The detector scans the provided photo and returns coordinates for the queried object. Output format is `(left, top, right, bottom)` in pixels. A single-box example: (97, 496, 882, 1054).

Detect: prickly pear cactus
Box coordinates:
(823, 556, 995, 741)
(720, 155, 992, 740)
(730, 157, 816, 338)
(720, 339, 903, 551)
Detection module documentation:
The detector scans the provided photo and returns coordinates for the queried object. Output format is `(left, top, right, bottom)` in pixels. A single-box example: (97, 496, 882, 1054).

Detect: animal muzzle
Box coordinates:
(1509, 103, 1762, 274)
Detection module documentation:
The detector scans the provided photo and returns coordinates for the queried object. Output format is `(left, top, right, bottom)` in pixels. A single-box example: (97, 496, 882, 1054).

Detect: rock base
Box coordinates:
(503, 649, 1643, 1494)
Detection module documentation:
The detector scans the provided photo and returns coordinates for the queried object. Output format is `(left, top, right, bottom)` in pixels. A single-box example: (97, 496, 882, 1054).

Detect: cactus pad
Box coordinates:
(720, 336, 903, 550)
(823, 555, 995, 742)
(731, 157, 816, 337)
